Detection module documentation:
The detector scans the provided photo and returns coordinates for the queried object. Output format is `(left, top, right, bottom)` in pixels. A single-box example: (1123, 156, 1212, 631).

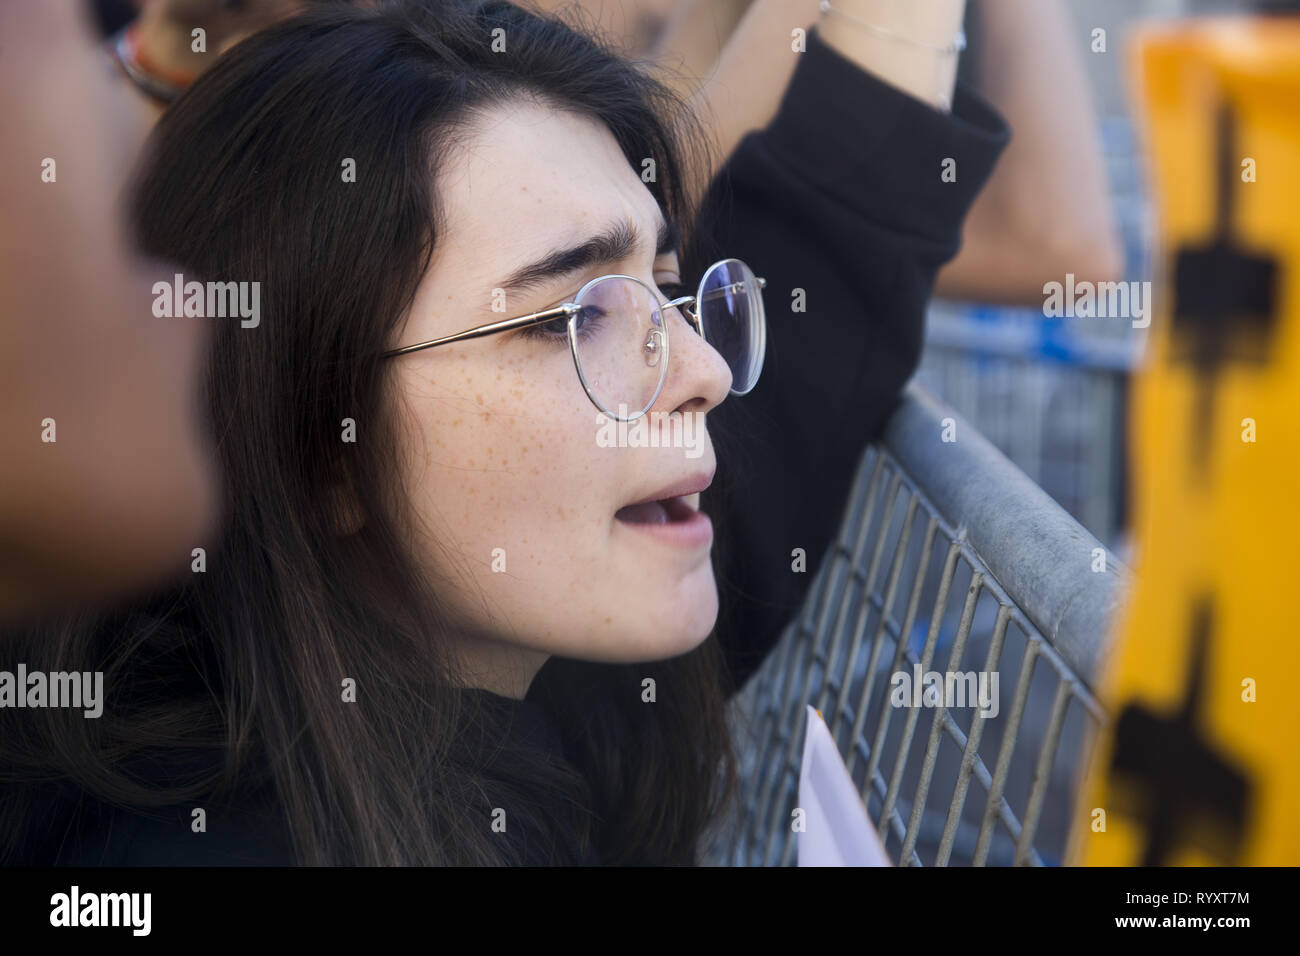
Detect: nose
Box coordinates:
(653, 298, 732, 416)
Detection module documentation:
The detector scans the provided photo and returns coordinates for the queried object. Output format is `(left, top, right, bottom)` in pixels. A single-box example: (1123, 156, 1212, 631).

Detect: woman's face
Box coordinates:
(389, 99, 733, 693)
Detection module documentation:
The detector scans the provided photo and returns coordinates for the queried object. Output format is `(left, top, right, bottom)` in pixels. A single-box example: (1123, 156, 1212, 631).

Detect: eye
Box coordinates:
(518, 314, 571, 342)
(657, 279, 687, 299)
(518, 306, 607, 343)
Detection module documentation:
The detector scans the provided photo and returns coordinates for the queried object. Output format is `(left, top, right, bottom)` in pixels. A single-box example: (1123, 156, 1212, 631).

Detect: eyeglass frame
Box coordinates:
(382, 257, 767, 422)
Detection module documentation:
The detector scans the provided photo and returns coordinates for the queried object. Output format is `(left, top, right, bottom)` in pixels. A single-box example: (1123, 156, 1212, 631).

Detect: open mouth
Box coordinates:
(614, 495, 698, 525)
(612, 474, 712, 548)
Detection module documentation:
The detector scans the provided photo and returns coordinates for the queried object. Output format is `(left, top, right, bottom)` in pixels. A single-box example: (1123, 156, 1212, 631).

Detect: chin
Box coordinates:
(618, 571, 720, 662)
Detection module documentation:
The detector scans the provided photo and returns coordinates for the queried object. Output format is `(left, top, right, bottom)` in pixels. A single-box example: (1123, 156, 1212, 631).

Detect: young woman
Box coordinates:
(0, 0, 1006, 865)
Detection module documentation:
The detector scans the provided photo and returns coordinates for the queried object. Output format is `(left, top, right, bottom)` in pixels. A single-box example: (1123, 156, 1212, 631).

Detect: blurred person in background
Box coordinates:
(101, 0, 333, 142)
(1, 0, 216, 621)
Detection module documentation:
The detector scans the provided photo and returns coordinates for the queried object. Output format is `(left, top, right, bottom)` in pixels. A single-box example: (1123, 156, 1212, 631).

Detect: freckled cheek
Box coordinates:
(416, 361, 614, 548)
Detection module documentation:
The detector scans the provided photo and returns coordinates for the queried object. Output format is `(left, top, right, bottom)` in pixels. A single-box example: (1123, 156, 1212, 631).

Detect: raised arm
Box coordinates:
(690, 22, 1009, 691)
(662, 0, 967, 210)
(660, 0, 1120, 304)
(932, 0, 1123, 302)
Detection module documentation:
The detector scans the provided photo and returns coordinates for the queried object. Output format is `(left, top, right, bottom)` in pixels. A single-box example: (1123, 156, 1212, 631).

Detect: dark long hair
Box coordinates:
(0, 0, 734, 866)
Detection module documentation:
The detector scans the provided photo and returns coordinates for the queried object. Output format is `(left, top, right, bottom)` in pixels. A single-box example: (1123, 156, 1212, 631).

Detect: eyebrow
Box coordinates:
(496, 216, 679, 297)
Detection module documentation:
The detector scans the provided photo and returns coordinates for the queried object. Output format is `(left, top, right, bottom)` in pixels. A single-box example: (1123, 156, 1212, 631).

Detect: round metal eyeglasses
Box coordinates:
(384, 258, 767, 422)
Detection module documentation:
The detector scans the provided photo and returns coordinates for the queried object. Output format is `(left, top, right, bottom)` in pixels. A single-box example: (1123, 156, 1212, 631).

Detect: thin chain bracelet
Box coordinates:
(817, 0, 967, 56)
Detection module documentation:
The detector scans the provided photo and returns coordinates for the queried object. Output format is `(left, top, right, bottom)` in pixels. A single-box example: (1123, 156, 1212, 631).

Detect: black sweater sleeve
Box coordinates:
(691, 27, 1010, 694)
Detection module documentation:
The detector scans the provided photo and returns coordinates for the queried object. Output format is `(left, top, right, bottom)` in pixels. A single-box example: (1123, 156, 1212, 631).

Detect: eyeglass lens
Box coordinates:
(698, 259, 764, 394)
(571, 276, 667, 419)
(571, 260, 765, 420)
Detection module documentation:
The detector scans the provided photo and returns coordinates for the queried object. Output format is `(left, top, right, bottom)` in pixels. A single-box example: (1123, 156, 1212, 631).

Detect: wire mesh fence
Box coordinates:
(915, 304, 1139, 550)
(701, 383, 1133, 866)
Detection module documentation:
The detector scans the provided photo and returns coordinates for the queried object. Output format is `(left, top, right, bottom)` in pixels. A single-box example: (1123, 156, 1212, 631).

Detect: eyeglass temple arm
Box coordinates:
(384, 303, 578, 358)
(697, 277, 766, 305)
(385, 275, 766, 358)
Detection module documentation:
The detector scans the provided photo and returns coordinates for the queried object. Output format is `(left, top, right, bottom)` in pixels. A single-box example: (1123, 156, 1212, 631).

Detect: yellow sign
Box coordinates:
(1071, 17, 1300, 866)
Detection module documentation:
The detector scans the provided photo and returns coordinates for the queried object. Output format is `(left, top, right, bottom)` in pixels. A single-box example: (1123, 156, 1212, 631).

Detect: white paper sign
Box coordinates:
(796, 705, 893, 866)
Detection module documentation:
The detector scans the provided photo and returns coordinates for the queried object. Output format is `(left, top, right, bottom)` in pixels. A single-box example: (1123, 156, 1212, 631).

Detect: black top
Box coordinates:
(41, 27, 1008, 867)
(44, 690, 588, 867)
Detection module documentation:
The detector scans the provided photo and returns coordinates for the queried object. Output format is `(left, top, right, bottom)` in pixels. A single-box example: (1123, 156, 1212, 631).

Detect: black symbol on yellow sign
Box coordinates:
(1108, 595, 1252, 865)
(1171, 101, 1280, 478)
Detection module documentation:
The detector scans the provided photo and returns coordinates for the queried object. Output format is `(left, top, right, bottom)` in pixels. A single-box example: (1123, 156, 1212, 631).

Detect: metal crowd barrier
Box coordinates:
(916, 303, 1142, 548)
(701, 382, 1134, 866)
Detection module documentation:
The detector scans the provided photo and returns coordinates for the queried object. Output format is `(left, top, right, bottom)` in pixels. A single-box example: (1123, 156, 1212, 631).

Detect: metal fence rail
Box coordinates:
(702, 382, 1133, 866)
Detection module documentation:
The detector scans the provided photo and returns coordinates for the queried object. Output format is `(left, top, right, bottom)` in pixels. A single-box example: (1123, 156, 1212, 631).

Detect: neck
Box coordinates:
(449, 634, 550, 700)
